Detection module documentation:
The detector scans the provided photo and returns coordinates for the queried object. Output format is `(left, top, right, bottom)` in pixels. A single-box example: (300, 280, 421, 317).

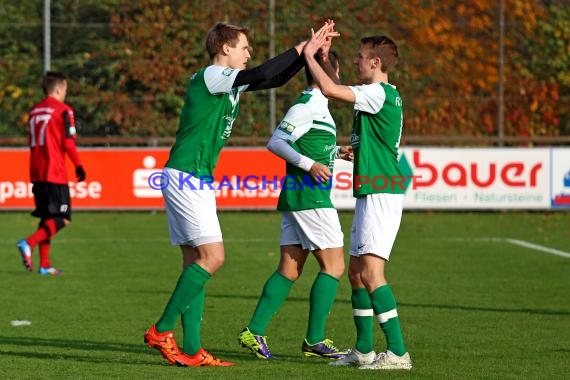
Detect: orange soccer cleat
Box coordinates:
(175, 348, 235, 367)
(144, 325, 182, 365)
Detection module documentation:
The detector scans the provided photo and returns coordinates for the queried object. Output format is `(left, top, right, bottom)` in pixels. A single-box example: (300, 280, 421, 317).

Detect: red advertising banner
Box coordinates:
(0, 148, 284, 210)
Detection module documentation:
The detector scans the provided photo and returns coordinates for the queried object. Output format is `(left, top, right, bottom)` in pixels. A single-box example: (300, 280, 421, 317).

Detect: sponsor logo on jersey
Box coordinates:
(351, 132, 360, 147)
(323, 144, 335, 152)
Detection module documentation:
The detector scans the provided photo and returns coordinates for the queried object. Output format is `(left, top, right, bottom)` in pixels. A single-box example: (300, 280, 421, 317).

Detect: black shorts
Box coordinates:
(31, 182, 72, 220)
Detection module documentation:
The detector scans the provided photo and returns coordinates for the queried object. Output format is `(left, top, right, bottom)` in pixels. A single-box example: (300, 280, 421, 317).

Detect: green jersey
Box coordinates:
(273, 88, 336, 211)
(350, 82, 404, 196)
(166, 66, 248, 177)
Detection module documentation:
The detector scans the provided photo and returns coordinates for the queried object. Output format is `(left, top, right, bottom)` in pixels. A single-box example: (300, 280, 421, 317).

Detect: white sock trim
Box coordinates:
(353, 308, 374, 317)
(376, 308, 398, 323)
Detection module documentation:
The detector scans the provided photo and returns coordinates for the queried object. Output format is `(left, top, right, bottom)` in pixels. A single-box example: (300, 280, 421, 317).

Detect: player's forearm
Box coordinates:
(294, 40, 308, 55)
(63, 138, 81, 167)
(320, 54, 340, 85)
(247, 55, 305, 91)
(233, 48, 300, 88)
(306, 54, 354, 102)
(267, 134, 314, 172)
(306, 54, 336, 95)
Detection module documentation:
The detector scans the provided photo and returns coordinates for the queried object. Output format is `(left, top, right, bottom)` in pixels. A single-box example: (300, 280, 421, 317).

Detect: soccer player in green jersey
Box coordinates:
(144, 21, 339, 367)
(238, 39, 353, 360)
(303, 26, 412, 370)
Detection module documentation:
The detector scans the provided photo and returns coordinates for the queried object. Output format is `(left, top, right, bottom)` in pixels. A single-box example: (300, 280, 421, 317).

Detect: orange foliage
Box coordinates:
(5, 0, 561, 141)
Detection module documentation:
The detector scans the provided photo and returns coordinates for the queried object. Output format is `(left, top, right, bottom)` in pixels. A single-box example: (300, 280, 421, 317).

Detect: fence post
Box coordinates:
(498, 0, 505, 146)
(44, 0, 51, 72)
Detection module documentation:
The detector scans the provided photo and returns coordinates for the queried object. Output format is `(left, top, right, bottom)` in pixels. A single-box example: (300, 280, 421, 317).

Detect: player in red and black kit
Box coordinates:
(17, 71, 86, 275)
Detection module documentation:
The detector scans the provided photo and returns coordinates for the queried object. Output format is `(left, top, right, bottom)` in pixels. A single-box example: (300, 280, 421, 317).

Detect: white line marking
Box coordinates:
(504, 239, 570, 259)
(429, 237, 570, 259)
(447, 237, 570, 258)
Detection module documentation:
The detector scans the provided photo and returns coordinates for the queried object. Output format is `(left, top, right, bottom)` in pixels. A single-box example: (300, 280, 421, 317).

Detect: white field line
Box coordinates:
(504, 239, 570, 259)
(446, 237, 570, 259)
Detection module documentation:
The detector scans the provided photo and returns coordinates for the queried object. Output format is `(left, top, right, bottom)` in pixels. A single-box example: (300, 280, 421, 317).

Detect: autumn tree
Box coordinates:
(0, 0, 567, 144)
(517, 2, 570, 137)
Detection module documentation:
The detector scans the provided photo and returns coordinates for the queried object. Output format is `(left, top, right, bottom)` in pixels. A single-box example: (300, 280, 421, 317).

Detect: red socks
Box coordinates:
(26, 219, 58, 248)
(39, 240, 51, 268)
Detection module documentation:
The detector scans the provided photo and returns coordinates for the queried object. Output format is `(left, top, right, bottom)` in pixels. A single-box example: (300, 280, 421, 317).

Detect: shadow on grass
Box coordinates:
(199, 293, 570, 316)
(398, 302, 570, 316)
(0, 336, 150, 356)
(131, 289, 570, 317)
(0, 336, 316, 365)
(205, 347, 317, 363)
(0, 349, 159, 365)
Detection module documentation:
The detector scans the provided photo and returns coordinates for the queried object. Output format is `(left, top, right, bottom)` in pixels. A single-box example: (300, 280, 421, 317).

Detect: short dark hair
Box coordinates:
(304, 51, 340, 85)
(205, 22, 252, 59)
(42, 71, 67, 95)
(360, 36, 398, 73)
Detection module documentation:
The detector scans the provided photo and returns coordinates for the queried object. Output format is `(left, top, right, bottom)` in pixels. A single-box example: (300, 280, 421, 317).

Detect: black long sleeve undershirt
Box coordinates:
(232, 48, 305, 92)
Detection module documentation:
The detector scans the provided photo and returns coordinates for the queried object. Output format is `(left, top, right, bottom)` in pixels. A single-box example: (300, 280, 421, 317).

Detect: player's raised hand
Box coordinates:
(314, 19, 338, 38)
(321, 19, 338, 55)
(304, 20, 340, 58)
(296, 20, 338, 55)
(320, 31, 333, 56)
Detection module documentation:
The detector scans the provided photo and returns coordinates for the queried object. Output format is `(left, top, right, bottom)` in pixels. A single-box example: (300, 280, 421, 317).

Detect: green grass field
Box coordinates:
(1, 211, 569, 379)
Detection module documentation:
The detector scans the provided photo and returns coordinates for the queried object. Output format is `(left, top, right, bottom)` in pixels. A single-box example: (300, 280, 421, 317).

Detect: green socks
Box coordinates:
(306, 272, 339, 344)
(248, 271, 339, 343)
(156, 263, 211, 333)
(351, 287, 374, 354)
(248, 271, 293, 335)
(181, 288, 205, 355)
(370, 284, 407, 356)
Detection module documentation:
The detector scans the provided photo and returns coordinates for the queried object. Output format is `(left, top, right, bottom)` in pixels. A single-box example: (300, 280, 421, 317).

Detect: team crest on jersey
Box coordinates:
(278, 121, 295, 135)
(222, 68, 235, 76)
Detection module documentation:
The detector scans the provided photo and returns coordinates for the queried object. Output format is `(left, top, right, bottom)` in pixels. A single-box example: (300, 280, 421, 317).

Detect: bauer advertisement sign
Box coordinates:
(402, 147, 550, 209)
(0, 147, 567, 210)
(330, 148, 552, 210)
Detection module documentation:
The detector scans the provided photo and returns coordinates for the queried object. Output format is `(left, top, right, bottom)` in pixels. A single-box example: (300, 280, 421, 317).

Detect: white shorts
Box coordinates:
(280, 208, 344, 251)
(162, 167, 222, 247)
(349, 193, 404, 260)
